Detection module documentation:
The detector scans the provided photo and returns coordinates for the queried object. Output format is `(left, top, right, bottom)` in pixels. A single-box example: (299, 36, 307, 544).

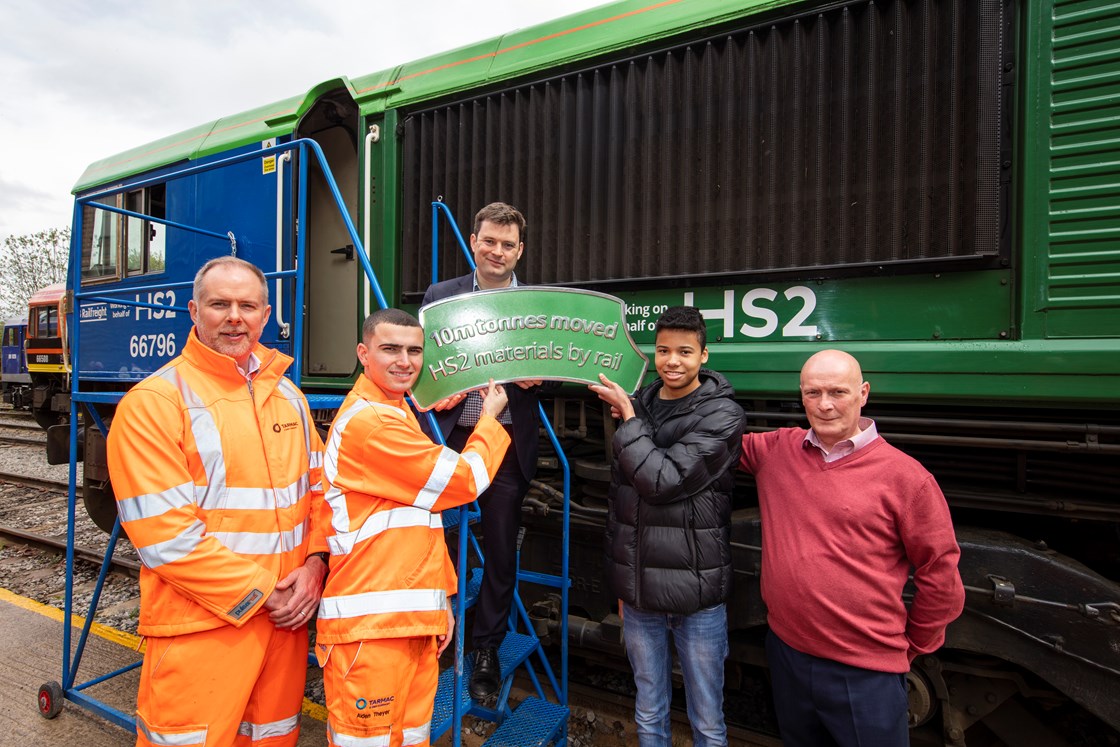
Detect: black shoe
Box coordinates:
(469, 647, 500, 699)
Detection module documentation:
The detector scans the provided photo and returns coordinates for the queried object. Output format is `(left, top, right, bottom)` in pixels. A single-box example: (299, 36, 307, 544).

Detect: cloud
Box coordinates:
(0, 172, 63, 241)
(0, 0, 605, 240)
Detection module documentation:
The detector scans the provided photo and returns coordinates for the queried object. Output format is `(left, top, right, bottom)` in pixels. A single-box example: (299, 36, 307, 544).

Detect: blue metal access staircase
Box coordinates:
(426, 200, 572, 747)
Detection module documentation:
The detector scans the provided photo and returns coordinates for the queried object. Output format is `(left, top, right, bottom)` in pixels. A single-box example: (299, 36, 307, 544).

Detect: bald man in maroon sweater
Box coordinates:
(740, 350, 964, 747)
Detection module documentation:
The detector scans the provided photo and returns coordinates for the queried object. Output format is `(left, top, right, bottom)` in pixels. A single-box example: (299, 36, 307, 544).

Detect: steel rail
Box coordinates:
(0, 471, 70, 493)
(0, 421, 40, 431)
(0, 522, 140, 576)
(0, 434, 46, 447)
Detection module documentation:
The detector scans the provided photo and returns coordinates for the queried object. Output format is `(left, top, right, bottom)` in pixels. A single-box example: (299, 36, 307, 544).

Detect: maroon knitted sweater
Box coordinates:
(741, 427, 964, 673)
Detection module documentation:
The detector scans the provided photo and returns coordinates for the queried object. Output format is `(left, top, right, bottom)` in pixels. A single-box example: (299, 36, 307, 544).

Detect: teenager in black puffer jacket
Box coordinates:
(590, 306, 745, 747)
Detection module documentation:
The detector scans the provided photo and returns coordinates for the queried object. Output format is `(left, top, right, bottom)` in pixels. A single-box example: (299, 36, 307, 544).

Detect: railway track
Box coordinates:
(0, 434, 46, 447)
(0, 471, 68, 493)
(0, 467, 142, 635)
(0, 415, 48, 448)
(0, 471, 138, 577)
(0, 521, 140, 576)
(0, 420, 41, 432)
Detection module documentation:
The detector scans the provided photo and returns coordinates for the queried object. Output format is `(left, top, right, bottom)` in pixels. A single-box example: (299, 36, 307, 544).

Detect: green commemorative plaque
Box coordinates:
(413, 287, 648, 409)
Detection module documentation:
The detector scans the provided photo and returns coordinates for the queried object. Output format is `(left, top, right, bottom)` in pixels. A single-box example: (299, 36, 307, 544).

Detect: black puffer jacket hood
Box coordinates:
(604, 369, 744, 613)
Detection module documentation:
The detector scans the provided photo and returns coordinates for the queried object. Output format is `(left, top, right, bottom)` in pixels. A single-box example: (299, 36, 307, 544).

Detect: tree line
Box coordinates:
(0, 228, 70, 320)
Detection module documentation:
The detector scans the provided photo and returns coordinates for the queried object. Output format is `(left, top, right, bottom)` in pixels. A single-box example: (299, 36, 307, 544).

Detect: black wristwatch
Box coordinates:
(308, 551, 329, 564)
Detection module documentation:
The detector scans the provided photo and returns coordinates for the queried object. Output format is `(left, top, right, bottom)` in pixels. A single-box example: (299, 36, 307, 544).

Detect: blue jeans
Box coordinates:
(622, 602, 728, 747)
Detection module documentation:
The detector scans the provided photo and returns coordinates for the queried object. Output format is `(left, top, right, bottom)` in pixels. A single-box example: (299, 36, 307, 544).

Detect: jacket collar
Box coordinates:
(351, 370, 409, 409)
(636, 368, 732, 413)
(180, 328, 291, 397)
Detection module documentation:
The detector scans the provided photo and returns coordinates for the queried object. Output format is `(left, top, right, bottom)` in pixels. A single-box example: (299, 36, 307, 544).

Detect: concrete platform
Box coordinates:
(0, 587, 329, 746)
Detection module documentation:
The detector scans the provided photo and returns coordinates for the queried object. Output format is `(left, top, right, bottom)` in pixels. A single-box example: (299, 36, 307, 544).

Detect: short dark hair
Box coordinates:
(362, 308, 421, 342)
(654, 306, 707, 350)
(473, 202, 527, 243)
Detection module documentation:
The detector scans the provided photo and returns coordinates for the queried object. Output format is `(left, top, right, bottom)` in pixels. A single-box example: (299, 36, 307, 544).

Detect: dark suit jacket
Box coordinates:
(421, 274, 543, 482)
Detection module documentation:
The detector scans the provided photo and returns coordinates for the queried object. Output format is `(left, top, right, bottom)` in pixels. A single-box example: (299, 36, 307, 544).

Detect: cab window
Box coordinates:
(82, 196, 120, 281)
(33, 307, 58, 338)
(81, 184, 166, 282)
(126, 185, 166, 276)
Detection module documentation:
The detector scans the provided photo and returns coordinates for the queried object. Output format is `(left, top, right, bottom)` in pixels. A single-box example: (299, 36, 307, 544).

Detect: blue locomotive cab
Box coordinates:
(70, 86, 365, 392)
(67, 84, 369, 533)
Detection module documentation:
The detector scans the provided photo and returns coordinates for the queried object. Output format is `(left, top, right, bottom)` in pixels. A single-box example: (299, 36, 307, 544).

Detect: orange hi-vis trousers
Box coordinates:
(319, 636, 438, 747)
(135, 613, 309, 747)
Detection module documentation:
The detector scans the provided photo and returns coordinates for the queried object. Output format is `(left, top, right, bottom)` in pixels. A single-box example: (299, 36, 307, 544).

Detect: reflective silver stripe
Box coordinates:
(209, 518, 307, 556)
(118, 481, 194, 524)
(327, 506, 443, 556)
(323, 400, 367, 534)
(238, 713, 299, 740)
(461, 452, 491, 496)
(136, 519, 206, 568)
(323, 483, 347, 531)
(402, 724, 431, 746)
(323, 399, 408, 533)
(124, 477, 309, 519)
(329, 724, 391, 747)
(277, 377, 315, 466)
(309, 450, 324, 469)
(203, 474, 309, 511)
(137, 715, 207, 746)
(157, 367, 227, 509)
(413, 447, 460, 511)
(318, 588, 447, 620)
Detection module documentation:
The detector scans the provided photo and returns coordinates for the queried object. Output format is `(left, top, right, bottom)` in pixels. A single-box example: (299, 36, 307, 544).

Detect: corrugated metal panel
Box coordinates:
(401, 0, 1009, 296)
(1046, 1, 1120, 309)
(353, 1, 804, 113)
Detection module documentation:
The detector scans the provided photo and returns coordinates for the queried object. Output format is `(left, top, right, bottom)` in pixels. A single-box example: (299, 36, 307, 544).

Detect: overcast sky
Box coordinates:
(0, 0, 606, 242)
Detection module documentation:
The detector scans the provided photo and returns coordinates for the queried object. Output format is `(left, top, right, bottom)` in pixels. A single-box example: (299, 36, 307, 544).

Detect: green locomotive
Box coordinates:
(69, 0, 1119, 742)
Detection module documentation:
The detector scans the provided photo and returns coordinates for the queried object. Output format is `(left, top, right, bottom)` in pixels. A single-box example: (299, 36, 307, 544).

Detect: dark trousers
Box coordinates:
(765, 630, 910, 747)
(448, 425, 530, 650)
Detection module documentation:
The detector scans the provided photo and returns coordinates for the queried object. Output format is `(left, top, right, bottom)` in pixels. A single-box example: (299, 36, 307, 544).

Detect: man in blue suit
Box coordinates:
(422, 202, 547, 699)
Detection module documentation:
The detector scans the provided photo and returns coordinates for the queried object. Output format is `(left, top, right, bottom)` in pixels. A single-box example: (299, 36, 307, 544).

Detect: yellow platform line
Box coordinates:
(0, 585, 327, 722)
(0, 585, 142, 649)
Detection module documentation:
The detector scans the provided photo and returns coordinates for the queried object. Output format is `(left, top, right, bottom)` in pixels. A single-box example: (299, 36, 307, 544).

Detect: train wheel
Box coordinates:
(906, 668, 938, 728)
(82, 422, 118, 533)
(82, 480, 118, 534)
(30, 377, 66, 430)
(37, 681, 63, 719)
(31, 399, 63, 430)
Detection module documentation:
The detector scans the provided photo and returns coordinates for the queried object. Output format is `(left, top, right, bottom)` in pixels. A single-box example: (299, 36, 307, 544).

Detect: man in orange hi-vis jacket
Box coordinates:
(313, 307, 511, 747)
(107, 257, 328, 747)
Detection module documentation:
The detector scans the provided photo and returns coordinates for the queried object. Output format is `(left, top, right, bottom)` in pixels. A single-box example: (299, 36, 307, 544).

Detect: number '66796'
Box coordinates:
(129, 333, 177, 359)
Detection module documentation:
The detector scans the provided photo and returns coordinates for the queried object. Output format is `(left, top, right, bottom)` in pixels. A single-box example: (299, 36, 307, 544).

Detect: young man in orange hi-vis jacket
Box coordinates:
(107, 257, 328, 747)
(313, 308, 511, 747)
